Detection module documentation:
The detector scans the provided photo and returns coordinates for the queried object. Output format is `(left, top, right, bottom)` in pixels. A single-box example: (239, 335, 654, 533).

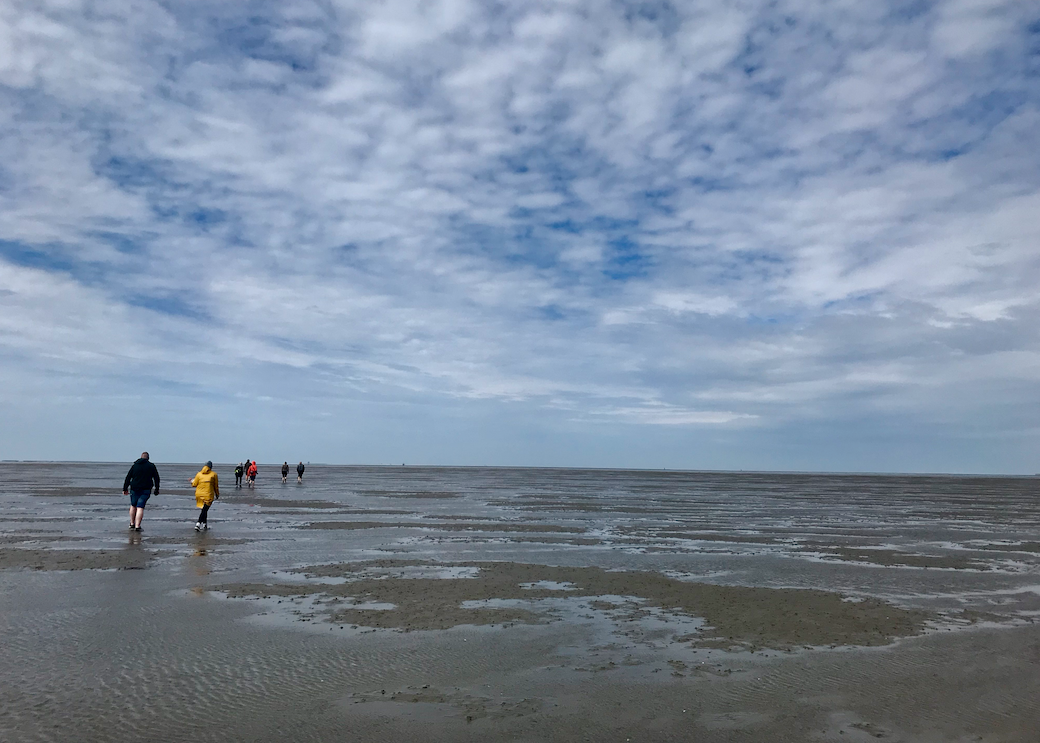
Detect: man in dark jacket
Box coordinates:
(123, 452, 160, 532)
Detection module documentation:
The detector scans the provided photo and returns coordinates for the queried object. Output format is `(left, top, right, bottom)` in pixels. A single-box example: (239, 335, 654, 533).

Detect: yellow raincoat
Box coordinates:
(191, 466, 219, 507)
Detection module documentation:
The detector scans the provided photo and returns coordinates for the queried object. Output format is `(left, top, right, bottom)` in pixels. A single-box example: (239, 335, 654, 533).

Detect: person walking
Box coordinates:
(190, 461, 219, 531)
(296, 461, 305, 483)
(234, 462, 244, 488)
(122, 452, 160, 532)
(246, 460, 257, 488)
(281, 462, 289, 483)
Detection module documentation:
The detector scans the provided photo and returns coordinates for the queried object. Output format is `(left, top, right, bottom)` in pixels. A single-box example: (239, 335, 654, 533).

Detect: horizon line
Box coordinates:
(1, 460, 1036, 478)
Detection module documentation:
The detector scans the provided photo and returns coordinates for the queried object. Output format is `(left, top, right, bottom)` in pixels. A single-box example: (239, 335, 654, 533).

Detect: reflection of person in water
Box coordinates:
(189, 546, 211, 592)
(190, 461, 219, 531)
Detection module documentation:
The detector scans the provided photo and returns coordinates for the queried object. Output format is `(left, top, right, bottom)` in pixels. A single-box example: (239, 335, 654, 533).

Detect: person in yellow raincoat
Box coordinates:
(190, 461, 220, 531)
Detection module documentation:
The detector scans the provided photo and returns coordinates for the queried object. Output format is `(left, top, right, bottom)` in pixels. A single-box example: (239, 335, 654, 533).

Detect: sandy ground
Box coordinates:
(0, 545, 156, 570)
(301, 521, 586, 533)
(219, 559, 929, 648)
(1, 463, 1038, 742)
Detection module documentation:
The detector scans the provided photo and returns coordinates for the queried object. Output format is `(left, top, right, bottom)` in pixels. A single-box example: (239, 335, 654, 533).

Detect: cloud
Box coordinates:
(0, 0, 1038, 469)
(588, 404, 757, 426)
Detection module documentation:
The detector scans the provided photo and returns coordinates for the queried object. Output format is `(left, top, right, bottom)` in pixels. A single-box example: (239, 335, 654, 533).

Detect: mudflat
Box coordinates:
(220, 559, 929, 647)
(0, 545, 154, 570)
(1, 463, 1038, 742)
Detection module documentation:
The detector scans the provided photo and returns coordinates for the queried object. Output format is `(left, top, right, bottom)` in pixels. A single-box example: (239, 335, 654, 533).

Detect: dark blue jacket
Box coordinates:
(123, 458, 160, 493)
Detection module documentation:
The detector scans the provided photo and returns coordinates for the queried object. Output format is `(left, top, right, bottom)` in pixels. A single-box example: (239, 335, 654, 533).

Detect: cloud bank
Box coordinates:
(1, 0, 1038, 471)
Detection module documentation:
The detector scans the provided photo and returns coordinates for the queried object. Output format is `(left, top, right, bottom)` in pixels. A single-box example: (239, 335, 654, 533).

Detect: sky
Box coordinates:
(1, 0, 1038, 473)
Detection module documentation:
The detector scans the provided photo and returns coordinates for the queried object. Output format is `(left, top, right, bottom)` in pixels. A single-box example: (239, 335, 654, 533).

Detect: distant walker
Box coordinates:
(297, 461, 305, 483)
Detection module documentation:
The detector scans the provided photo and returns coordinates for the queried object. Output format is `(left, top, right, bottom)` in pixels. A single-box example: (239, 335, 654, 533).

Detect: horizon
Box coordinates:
(2, 2, 1038, 473)
(3, 459, 1036, 478)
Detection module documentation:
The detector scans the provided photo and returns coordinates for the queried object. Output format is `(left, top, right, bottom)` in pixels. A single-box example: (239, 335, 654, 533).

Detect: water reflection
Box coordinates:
(190, 536, 212, 581)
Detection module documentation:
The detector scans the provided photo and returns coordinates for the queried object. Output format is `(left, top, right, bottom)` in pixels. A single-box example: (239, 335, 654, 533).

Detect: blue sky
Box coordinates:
(1, 0, 1038, 472)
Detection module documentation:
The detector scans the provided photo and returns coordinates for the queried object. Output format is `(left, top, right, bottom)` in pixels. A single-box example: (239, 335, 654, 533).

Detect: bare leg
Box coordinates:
(129, 505, 138, 525)
(134, 507, 144, 528)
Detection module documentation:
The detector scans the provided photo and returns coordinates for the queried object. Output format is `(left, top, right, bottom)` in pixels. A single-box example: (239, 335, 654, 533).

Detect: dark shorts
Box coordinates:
(130, 490, 151, 508)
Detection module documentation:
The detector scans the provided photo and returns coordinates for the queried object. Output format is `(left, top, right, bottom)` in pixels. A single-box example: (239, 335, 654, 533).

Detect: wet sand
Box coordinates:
(1, 463, 1039, 742)
(0, 545, 156, 570)
(220, 559, 929, 648)
(300, 520, 586, 533)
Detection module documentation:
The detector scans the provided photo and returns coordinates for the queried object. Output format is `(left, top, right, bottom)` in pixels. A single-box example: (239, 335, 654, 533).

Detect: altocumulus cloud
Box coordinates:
(0, 0, 1038, 471)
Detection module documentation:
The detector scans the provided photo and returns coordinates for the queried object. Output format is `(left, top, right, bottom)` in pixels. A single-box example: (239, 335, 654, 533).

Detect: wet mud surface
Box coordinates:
(0, 534, 90, 544)
(1, 463, 1039, 742)
(356, 489, 461, 499)
(978, 541, 1040, 554)
(220, 559, 929, 648)
(221, 495, 349, 509)
(804, 547, 987, 570)
(146, 536, 253, 546)
(300, 521, 585, 533)
(0, 546, 155, 570)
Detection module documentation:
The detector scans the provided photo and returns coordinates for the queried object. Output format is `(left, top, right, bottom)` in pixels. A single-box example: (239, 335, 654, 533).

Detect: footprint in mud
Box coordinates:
(821, 712, 898, 741)
(850, 721, 890, 738)
(347, 685, 543, 723)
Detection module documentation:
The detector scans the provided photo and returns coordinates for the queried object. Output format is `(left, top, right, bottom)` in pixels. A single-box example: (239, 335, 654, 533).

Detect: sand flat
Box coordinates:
(219, 559, 929, 648)
(1, 463, 1039, 741)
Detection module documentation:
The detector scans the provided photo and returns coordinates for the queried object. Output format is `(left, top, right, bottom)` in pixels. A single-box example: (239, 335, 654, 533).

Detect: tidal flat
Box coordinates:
(1, 463, 1039, 742)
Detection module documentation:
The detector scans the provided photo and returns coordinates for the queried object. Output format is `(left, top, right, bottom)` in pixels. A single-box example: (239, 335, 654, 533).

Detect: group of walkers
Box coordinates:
(122, 454, 306, 533)
(282, 461, 305, 483)
(230, 460, 305, 487)
(234, 460, 258, 488)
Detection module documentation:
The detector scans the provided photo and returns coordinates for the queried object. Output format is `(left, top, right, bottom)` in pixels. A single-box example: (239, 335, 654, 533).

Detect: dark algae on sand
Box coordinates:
(219, 559, 930, 649)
